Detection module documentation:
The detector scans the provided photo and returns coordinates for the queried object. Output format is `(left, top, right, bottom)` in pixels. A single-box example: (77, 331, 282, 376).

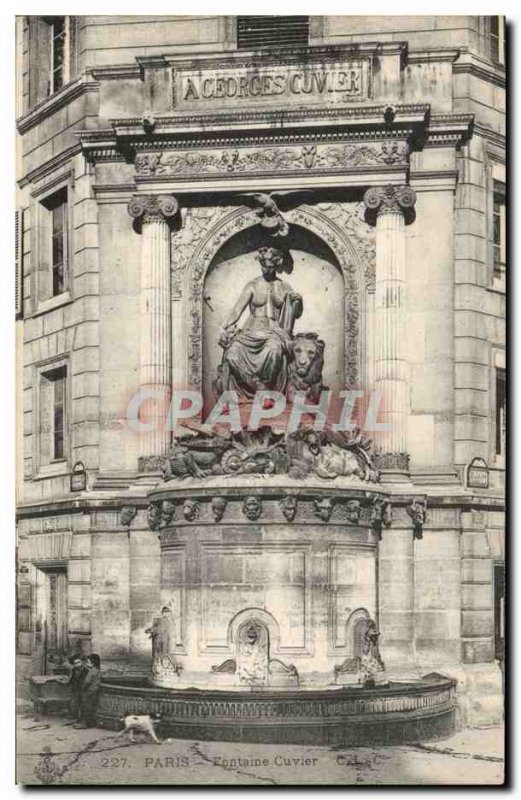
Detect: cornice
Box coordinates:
(407, 48, 460, 64)
(78, 103, 430, 164)
(15, 489, 504, 520)
(109, 103, 430, 132)
(77, 107, 477, 166)
(30, 168, 73, 198)
(424, 112, 474, 147)
(16, 73, 99, 135)
(132, 130, 412, 149)
(18, 143, 82, 189)
(473, 121, 505, 151)
(453, 51, 506, 89)
(409, 169, 459, 192)
(90, 64, 143, 81)
(162, 42, 408, 72)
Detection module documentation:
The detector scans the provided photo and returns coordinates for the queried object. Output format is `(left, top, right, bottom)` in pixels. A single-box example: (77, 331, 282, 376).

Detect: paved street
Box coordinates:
(16, 711, 504, 786)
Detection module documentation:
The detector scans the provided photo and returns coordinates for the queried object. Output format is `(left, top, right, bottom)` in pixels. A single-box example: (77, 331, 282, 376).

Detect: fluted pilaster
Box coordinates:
(128, 194, 178, 459)
(364, 185, 416, 474)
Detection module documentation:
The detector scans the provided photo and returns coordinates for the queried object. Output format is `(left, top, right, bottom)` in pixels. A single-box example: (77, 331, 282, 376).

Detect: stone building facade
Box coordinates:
(15, 16, 505, 728)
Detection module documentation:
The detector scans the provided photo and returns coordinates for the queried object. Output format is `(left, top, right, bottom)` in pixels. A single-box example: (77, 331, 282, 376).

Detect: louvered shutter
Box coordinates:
(237, 16, 309, 49)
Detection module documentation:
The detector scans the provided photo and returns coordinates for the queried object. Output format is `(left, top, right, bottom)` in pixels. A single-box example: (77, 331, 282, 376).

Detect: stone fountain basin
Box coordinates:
(97, 673, 456, 746)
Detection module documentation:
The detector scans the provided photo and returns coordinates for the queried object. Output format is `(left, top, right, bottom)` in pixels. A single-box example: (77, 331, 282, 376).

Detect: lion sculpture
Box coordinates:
(287, 429, 378, 482)
(286, 332, 326, 403)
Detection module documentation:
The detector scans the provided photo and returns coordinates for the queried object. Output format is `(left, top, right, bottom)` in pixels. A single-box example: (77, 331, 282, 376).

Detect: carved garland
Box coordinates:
(182, 203, 375, 391)
(135, 141, 408, 178)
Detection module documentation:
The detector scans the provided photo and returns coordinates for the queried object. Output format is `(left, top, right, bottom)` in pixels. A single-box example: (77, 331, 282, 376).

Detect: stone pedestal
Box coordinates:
(128, 194, 178, 459)
(147, 476, 384, 689)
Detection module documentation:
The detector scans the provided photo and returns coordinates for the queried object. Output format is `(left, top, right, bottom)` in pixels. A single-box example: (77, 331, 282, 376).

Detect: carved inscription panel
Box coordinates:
(173, 59, 371, 111)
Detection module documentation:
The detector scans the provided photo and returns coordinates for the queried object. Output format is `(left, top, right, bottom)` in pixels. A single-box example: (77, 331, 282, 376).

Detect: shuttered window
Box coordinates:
(237, 16, 309, 49)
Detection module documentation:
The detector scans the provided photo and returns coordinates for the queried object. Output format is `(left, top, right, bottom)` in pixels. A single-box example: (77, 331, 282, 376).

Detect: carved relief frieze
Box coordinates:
(134, 140, 408, 180)
(171, 205, 234, 300)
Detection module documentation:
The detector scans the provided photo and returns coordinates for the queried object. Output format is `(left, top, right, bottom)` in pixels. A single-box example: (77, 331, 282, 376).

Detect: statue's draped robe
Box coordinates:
(223, 293, 301, 399)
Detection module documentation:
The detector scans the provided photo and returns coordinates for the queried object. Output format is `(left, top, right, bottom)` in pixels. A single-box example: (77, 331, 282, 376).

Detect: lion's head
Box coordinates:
(289, 332, 325, 386)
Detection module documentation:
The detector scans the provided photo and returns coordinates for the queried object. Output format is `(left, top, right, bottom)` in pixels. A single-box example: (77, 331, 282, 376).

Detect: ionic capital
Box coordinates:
(128, 194, 179, 227)
(363, 185, 416, 225)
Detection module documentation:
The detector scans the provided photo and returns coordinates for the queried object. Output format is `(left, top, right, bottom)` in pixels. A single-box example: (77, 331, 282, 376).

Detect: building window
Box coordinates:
(39, 186, 69, 301)
(50, 188, 68, 296)
(493, 182, 506, 279)
(237, 16, 309, 49)
(28, 17, 72, 107)
(15, 208, 24, 318)
(495, 367, 506, 461)
(39, 365, 68, 467)
(484, 16, 505, 65)
(48, 17, 67, 94)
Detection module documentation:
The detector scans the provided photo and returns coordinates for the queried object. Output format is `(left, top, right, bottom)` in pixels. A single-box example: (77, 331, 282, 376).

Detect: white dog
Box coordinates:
(116, 714, 161, 744)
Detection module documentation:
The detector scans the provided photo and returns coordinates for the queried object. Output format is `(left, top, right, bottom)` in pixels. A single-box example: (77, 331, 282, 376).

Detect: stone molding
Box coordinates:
(375, 452, 411, 471)
(16, 73, 99, 135)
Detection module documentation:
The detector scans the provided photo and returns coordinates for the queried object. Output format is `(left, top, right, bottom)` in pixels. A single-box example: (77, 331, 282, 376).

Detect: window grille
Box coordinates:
(237, 16, 309, 49)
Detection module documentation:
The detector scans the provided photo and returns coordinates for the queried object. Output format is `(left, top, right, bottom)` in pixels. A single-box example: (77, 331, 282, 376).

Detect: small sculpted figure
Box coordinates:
(145, 605, 180, 660)
(242, 495, 262, 521)
(147, 503, 162, 531)
(161, 500, 176, 526)
(211, 496, 227, 522)
(183, 499, 200, 522)
(280, 495, 298, 522)
(313, 497, 334, 522)
(120, 506, 137, 527)
(345, 499, 361, 524)
(407, 498, 427, 539)
(359, 619, 385, 687)
(237, 621, 269, 686)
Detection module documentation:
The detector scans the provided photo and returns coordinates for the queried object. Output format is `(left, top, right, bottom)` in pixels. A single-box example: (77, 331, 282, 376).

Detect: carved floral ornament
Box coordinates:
(134, 140, 409, 179)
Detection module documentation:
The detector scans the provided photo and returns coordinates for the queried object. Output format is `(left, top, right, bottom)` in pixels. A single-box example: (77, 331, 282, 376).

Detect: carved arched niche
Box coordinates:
(202, 222, 345, 405)
(181, 203, 375, 398)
